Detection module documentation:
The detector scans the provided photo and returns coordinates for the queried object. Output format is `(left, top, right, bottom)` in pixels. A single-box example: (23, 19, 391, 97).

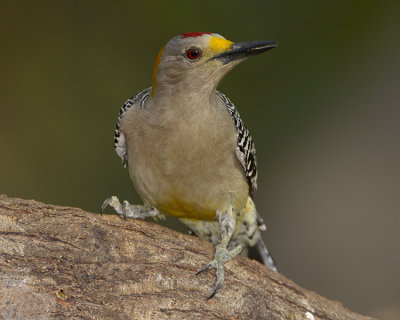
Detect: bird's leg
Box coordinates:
(196, 205, 242, 299)
(101, 196, 159, 220)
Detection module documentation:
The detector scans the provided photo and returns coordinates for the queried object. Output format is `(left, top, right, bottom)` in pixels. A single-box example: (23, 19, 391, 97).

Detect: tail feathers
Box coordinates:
(248, 238, 279, 272)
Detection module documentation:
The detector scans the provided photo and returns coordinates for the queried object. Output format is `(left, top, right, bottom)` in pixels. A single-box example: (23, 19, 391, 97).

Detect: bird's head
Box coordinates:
(151, 32, 276, 97)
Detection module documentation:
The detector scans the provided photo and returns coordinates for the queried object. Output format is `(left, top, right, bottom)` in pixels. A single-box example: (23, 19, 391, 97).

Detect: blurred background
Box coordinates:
(1, 1, 399, 318)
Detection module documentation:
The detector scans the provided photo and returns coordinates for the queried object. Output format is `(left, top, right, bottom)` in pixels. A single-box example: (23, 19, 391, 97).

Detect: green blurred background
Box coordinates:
(1, 1, 399, 318)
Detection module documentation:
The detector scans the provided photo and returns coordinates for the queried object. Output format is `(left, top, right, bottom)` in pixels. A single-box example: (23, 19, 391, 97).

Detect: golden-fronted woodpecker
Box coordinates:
(102, 32, 278, 299)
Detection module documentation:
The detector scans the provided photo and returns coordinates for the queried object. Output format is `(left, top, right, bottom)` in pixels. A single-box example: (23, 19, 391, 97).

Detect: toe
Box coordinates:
(230, 244, 243, 258)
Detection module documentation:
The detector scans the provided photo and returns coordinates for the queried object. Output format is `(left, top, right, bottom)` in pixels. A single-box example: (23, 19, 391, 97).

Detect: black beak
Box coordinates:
(211, 40, 276, 64)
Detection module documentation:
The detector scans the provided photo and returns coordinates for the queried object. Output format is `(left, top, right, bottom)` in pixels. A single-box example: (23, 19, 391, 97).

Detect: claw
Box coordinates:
(100, 196, 123, 216)
(208, 282, 222, 300)
(196, 262, 214, 275)
(101, 198, 111, 213)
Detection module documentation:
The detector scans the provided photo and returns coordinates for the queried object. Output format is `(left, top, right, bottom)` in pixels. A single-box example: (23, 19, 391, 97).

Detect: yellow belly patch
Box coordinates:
(156, 198, 218, 220)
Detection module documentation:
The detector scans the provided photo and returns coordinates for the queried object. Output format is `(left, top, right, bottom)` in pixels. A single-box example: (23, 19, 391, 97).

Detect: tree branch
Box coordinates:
(0, 194, 374, 320)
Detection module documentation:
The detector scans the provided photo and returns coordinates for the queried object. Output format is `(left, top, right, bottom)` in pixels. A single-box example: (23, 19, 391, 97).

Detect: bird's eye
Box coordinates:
(186, 48, 201, 61)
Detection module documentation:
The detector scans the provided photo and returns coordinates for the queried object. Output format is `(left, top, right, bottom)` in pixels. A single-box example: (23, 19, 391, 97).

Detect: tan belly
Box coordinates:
(128, 146, 249, 220)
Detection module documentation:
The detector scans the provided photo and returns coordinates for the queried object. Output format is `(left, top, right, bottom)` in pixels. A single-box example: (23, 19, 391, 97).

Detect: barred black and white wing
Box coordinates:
(114, 87, 152, 167)
(216, 91, 258, 198)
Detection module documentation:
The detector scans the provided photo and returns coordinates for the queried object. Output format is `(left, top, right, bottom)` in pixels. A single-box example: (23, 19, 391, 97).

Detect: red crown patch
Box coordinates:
(181, 32, 212, 38)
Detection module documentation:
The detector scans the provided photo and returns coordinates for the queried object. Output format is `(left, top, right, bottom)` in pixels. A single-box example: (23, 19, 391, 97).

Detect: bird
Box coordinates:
(102, 32, 278, 299)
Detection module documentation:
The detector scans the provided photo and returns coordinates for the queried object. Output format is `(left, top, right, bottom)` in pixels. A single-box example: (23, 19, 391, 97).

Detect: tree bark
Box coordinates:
(0, 194, 374, 320)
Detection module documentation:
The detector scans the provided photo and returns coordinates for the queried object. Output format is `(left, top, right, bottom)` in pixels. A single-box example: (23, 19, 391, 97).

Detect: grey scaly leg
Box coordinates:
(101, 196, 159, 219)
(196, 205, 242, 299)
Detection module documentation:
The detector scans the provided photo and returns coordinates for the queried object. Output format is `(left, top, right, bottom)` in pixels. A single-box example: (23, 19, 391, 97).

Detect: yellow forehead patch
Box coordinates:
(151, 46, 165, 95)
(209, 36, 233, 54)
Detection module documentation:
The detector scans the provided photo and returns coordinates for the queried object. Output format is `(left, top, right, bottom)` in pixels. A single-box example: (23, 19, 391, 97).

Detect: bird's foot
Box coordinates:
(196, 243, 242, 299)
(101, 196, 159, 220)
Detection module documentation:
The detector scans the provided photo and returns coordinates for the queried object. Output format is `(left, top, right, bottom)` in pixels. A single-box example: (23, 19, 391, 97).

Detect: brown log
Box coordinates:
(0, 194, 374, 320)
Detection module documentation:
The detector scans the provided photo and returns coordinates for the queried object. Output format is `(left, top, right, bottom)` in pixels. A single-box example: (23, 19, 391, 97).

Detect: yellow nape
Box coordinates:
(209, 36, 233, 54)
(151, 46, 165, 95)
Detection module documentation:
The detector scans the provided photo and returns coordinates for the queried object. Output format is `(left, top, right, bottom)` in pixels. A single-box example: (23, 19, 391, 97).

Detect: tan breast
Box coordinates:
(121, 95, 249, 219)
